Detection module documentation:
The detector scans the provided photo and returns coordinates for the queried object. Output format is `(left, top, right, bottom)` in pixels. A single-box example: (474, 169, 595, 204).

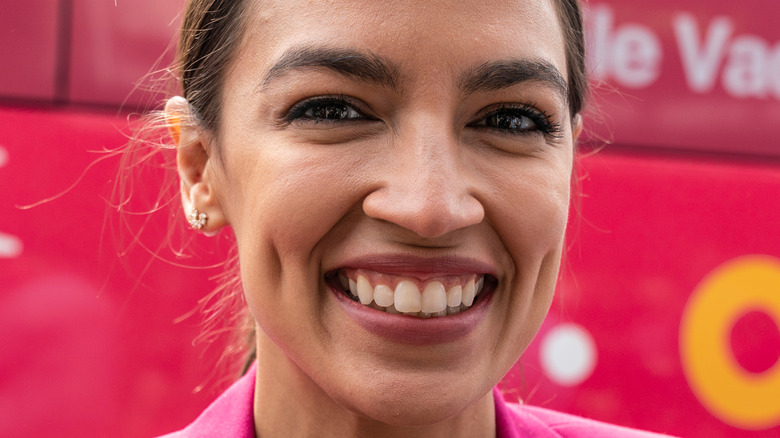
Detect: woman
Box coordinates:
(156, 0, 672, 436)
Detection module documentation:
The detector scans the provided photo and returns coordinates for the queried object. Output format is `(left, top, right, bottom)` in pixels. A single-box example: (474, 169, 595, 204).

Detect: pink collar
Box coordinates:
(166, 363, 649, 437)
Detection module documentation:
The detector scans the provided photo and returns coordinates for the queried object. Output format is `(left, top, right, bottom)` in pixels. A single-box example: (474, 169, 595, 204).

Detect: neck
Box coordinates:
(252, 333, 496, 438)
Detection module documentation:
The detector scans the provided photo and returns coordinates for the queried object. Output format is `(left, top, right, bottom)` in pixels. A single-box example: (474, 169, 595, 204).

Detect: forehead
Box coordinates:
(237, 0, 567, 84)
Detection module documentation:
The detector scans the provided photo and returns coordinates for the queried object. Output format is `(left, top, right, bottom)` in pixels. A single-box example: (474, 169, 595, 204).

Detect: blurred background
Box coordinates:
(1, 0, 779, 436)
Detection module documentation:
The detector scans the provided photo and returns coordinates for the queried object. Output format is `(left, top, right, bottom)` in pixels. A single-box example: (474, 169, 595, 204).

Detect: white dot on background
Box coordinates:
(0, 146, 8, 168)
(539, 323, 597, 387)
(0, 232, 23, 258)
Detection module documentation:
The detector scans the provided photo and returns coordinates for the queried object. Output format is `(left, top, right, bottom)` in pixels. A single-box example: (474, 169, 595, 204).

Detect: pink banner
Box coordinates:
(583, 0, 780, 156)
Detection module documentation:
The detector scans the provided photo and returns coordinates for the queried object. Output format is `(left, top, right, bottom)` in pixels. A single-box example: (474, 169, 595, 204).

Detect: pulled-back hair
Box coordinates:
(177, 0, 251, 135)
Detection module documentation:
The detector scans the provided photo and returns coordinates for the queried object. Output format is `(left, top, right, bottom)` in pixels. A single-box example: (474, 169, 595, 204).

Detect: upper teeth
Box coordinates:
(340, 272, 486, 317)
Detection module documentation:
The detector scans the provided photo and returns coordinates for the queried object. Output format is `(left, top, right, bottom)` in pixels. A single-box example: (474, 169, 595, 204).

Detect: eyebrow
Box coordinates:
(260, 46, 568, 104)
(459, 59, 568, 102)
(261, 46, 400, 90)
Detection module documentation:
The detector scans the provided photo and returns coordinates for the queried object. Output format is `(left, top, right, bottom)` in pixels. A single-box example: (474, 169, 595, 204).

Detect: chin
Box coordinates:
(333, 369, 492, 427)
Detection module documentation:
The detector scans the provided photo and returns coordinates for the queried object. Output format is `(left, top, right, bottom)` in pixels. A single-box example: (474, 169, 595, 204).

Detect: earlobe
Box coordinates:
(165, 96, 228, 235)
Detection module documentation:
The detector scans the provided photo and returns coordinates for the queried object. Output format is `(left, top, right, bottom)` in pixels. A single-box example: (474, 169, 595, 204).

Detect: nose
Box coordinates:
(362, 130, 485, 239)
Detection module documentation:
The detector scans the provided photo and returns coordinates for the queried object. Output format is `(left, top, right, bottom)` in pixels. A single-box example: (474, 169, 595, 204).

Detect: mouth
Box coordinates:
(325, 269, 497, 318)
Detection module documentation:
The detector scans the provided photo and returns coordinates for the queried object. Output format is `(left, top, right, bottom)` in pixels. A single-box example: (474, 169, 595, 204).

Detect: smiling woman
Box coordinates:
(141, 0, 672, 437)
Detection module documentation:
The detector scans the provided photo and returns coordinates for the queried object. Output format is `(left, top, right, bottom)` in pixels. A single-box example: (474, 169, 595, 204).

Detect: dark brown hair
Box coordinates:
(554, 0, 588, 117)
(177, 0, 251, 135)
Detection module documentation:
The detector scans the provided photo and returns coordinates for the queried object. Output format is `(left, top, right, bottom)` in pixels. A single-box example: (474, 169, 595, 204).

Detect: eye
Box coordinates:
(487, 111, 535, 130)
(284, 96, 368, 124)
(469, 103, 561, 138)
(305, 102, 361, 120)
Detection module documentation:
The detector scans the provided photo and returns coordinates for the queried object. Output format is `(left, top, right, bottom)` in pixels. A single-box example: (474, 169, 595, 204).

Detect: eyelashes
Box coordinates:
(282, 95, 372, 125)
(467, 102, 562, 140)
(281, 95, 562, 139)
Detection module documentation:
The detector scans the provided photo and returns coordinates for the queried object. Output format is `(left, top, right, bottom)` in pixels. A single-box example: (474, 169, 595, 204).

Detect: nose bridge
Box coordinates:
(362, 116, 485, 239)
(406, 127, 458, 202)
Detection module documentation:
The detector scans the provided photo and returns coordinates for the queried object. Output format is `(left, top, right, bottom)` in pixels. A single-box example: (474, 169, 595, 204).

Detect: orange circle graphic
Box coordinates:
(681, 255, 780, 430)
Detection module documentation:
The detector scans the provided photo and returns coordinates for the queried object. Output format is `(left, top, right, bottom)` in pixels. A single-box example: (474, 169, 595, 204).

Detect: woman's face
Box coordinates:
(205, 0, 577, 426)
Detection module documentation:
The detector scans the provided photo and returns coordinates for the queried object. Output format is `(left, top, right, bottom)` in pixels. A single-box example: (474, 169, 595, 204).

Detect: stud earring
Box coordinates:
(188, 208, 208, 230)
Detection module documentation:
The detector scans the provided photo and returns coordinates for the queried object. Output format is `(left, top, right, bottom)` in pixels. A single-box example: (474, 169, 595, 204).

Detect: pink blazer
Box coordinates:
(160, 365, 675, 437)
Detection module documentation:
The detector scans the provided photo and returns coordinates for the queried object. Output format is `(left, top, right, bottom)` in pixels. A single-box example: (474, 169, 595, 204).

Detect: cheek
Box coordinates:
(492, 163, 570, 348)
(483, 154, 571, 336)
(223, 146, 349, 253)
(219, 153, 348, 350)
(216, 142, 368, 317)
(487, 157, 572, 258)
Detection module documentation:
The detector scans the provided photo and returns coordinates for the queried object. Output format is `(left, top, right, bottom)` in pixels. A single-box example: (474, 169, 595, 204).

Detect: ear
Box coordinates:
(571, 113, 583, 143)
(165, 96, 228, 236)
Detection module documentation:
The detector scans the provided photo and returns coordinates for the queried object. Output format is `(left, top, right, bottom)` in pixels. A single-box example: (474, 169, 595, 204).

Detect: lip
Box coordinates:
(327, 255, 496, 345)
(333, 254, 498, 280)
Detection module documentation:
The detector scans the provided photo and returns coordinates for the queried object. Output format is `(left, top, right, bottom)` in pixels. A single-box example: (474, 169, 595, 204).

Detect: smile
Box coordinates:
(330, 269, 494, 318)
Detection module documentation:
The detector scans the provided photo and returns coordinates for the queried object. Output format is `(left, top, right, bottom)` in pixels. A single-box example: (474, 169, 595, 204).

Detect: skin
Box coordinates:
(169, 0, 583, 436)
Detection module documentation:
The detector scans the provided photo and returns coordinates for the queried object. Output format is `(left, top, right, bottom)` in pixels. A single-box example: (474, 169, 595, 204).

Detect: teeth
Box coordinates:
(394, 281, 422, 313)
(446, 285, 462, 307)
(348, 278, 358, 298)
(356, 275, 373, 305)
(373, 284, 394, 308)
(462, 279, 476, 307)
(339, 272, 487, 317)
(421, 281, 447, 314)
